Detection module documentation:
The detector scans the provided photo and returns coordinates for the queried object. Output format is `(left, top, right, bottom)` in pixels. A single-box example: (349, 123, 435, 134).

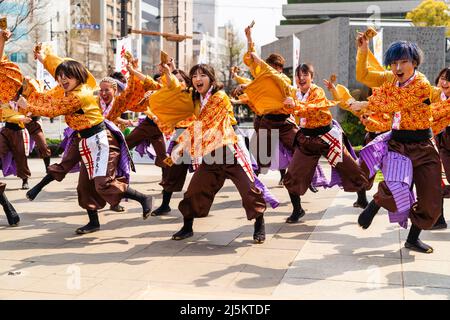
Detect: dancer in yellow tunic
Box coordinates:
(353, 33, 450, 253)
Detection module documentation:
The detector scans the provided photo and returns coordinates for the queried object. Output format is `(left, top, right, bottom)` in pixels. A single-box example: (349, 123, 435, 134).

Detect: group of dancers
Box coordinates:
(1, 22, 450, 254)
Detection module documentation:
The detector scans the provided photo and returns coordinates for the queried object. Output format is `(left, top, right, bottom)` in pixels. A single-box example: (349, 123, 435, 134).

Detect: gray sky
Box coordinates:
(216, 0, 287, 47)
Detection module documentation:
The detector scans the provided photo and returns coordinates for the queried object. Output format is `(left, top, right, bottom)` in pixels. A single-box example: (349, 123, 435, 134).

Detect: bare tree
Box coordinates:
(219, 22, 245, 93)
(0, 0, 50, 44)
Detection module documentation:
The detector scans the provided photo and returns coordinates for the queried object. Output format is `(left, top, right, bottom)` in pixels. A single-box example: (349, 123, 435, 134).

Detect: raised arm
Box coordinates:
(355, 32, 392, 88)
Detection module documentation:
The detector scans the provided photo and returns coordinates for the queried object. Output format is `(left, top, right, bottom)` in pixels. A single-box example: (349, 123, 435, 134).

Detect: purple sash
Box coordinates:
(105, 119, 135, 183)
(359, 131, 413, 228)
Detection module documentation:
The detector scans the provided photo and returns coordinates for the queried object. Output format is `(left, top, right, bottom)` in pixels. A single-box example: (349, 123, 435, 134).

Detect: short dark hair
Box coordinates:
(189, 64, 224, 101)
(265, 53, 285, 69)
(109, 71, 127, 84)
(384, 41, 423, 67)
(55, 60, 88, 84)
(295, 63, 315, 79)
(153, 73, 162, 82)
(172, 69, 192, 88)
(435, 67, 450, 85)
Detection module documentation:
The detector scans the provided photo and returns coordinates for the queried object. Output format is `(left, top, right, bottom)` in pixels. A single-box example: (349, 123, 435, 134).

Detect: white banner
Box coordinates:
(115, 37, 133, 76)
(198, 37, 208, 64)
(36, 41, 58, 90)
(292, 34, 300, 87)
(372, 28, 383, 66)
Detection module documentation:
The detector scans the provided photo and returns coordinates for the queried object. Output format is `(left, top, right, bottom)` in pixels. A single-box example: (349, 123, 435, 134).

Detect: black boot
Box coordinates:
(253, 215, 266, 244)
(431, 198, 447, 230)
(172, 218, 194, 240)
(357, 200, 380, 229)
(110, 204, 125, 212)
(405, 224, 433, 253)
(151, 190, 172, 216)
(21, 178, 29, 190)
(0, 192, 20, 226)
(43, 157, 51, 173)
(124, 187, 153, 219)
(26, 174, 55, 201)
(75, 210, 100, 234)
(353, 190, 369, 209)
(286, 192, 305, 223)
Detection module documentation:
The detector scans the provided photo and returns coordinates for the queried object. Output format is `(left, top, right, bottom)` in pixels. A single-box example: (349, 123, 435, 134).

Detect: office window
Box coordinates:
(10, 52, 28, 63)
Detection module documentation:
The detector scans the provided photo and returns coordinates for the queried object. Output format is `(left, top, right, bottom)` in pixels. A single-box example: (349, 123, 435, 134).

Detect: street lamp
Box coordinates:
(156, 2, 180, 67)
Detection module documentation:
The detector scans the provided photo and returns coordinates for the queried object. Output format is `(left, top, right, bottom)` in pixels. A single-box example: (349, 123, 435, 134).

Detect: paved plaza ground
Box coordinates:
(1, 154, 450, 300)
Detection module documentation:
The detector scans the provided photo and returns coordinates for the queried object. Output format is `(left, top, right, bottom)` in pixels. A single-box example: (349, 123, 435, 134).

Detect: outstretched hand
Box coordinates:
(0, 29, 12, 41)
(356, 32, 369, 51)
(323, 79, 335, 91)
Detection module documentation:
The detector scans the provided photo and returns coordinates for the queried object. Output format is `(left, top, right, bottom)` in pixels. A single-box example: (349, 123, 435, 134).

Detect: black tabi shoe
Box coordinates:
(172, 228, 194, 240)
(75, 210, 100, 235)
(404, 239, 434, 254)
(0, 192, 20, 227)
(75, 223, 100, 234)
(172, 219, 193, 240)
(110, 204, 125, 212)
(21, 180, 29, 190)
(357, 200, 380, 229)
(308, 184, 318, 193)
(151, 205, 171, 216)
(253, 216, 266, 244)
(124, 187, 153, 220)
(286, 209, 305, 224)
(25, 174, 55, 201)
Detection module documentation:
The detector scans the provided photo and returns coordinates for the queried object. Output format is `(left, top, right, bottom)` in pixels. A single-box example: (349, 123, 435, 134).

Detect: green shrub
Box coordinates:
(340, 112, 365, 146)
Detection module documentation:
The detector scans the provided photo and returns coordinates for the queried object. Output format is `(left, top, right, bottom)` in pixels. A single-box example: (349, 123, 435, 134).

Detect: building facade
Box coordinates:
(277, 0, 423, 38)
(162, 0, 193, 71)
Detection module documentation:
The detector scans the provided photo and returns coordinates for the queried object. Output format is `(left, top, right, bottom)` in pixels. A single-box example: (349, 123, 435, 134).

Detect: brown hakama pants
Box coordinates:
(178, 147, 266, 220)
(0, 125, 31, 180)
(374, 139, 442, 230)
(252, 114, 298, 170)
(284, 129, 368, 196)
(47, 135, 81, 182)
(126, 117, 167, 168)
(25, 119, 51, 158)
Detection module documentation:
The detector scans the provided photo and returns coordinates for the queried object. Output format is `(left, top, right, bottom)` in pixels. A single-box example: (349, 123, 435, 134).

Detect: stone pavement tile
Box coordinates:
(0, 273, 41, 291)
(299, 233, 401, 259)
(273, 278, 403, 300)
(139, 260, 245, 287)
(21, 275, 104, 296)
(226, 274, 282, 296)
(401, 259, 450, 289)
(404, 286, 450, 300)
(127, 282, 265, 300)
(54, 262, 119, 278)
(0, 260, 67, 279)
(93, 260, 162, 281)
(234, 247, 299, 269)
(171, 243, 251, 265)
(284, 253, 403, 286)
(75, 279, 149, 300)
(0, 289, 20, 299)
(196, 231, 242, 246)
(0, 242, 60, 262)
(9, 291, 75, 300)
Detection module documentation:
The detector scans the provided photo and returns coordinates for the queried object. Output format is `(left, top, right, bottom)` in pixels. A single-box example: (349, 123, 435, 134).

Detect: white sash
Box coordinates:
(79, 130, 109, 180)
